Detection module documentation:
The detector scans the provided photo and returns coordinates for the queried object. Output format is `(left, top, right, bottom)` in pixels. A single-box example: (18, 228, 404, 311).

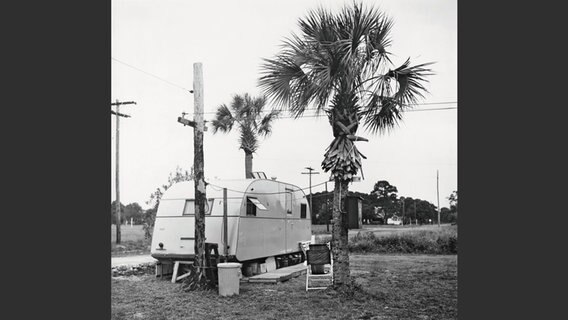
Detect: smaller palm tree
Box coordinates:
(211, 93, 280, 178)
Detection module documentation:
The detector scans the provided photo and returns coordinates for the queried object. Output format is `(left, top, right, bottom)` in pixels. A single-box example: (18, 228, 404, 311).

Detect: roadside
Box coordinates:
(112, 254, 157, 268)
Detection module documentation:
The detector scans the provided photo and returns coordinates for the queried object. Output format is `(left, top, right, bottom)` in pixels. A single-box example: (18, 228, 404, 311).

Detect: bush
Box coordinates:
(348, 227, 457, 254)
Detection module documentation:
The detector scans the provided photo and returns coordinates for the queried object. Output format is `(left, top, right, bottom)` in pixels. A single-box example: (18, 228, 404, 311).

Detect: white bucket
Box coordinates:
(217, 263, 242, 296)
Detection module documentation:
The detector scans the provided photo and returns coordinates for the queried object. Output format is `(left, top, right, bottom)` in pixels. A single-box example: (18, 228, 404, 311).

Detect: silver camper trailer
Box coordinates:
(150, 178, 312, 273)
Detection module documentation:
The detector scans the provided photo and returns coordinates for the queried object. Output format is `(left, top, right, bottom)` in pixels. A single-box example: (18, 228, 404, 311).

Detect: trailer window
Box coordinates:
(285, 188, 293, 214)
(301, 203, 307, 219)
(246, 197, 267, 216)
(183, 199, 214, 215)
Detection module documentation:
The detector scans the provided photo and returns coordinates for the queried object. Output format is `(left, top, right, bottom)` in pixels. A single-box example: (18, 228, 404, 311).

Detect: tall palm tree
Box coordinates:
(258, 2, 432, 287)
(211, 93, 280, 178)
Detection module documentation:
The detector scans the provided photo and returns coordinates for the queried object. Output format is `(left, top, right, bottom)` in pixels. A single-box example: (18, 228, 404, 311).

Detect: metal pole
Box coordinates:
(223, 188, 228, 261)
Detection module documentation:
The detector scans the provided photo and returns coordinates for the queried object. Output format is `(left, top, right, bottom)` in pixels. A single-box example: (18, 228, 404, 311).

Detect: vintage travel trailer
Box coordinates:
(150, 178, 312, 266)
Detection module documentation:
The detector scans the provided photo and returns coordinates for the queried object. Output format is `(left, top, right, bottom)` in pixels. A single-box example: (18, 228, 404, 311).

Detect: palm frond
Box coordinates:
(360, 96, 404, 134)
(259, 55, 304, 110)
(258, 110, 280, 137)
(252, 95, 267, 115)
(259, 47, 333, 118)
(230, 94, 246, 117)
(211, 104, 235, 133)
(386, 58, 434, 106)
(298, 6, 338, 43)
(366, 14, 393, 65)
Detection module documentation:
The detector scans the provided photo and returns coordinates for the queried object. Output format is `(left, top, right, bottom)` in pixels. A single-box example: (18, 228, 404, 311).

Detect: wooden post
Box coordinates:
(414, 200, 417, 225)
(223, 188, 228, 261)
(193, 63, 207, 276)
(115, 99, 121, 244)
(111, 99, 136, 244)
(325, 182, 329, 231)
(302, 166, 319, 221)
(402, 198, 405, 226)
(437, 170, 441, 227)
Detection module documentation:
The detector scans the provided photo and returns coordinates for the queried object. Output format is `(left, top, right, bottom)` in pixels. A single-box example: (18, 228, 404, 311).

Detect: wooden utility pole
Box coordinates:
(414, 200, 417, 225)
(111, 100, 136, 244)
(401, 197, 405, 225)
(437, 170, 441, 227)
(193, 63, 207, 276)
(301, 166, 319, 216)
(325, 181, 330, 231)
(177, 63, 207, 277)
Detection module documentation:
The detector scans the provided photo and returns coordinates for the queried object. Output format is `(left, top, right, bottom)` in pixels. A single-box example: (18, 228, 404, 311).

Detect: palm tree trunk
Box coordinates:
(245, 151, 253, 179)
(331, 177, 350, 287)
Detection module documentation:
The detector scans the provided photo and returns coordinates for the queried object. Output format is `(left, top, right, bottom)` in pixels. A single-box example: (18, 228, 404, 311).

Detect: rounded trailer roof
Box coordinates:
(161, 178, 306, 200)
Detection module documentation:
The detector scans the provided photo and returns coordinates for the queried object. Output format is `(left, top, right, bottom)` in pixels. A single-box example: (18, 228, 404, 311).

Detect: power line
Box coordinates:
(201, 106, 457, 122)
(206, 180, 329, 196)
(111, 58, 454, 114)
(111, 56, 455, 112)
(112, 57, 192, 93)
(404, 106, 457, 112)
(200, 103, 457, 116)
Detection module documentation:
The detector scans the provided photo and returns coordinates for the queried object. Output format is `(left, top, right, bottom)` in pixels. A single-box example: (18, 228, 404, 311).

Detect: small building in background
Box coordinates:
(346, 195, 363, 229)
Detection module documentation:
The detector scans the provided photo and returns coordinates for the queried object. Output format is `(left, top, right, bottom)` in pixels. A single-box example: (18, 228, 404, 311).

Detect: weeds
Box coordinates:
(111, 239, 152, 256)
(348, 227, 457, 254)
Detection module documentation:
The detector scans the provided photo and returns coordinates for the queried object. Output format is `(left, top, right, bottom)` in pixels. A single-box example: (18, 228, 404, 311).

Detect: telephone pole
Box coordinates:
(414, 200, 417, 225)
(301, 166, 319, 216)
(437, 170, 441, 227)
(111, 100, 136, 244)
(177, 63, 207, 277)
(401, 197, 405, 225)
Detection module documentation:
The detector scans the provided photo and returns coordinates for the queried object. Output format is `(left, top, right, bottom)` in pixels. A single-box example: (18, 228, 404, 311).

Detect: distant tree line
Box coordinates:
(310, 180, 457, 225)
(110, 201, 153, 225)
(111, 177, 457, 230)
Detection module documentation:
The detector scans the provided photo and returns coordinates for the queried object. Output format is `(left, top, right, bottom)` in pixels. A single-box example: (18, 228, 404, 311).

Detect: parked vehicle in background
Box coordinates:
(387, 216, 403, 225)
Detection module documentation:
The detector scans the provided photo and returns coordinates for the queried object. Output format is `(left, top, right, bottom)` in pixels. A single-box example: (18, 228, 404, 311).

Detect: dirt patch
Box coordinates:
(112, 262, 155, 277)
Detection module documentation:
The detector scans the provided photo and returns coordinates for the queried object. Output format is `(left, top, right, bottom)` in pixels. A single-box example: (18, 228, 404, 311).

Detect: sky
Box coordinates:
(111, 0, 457, 210)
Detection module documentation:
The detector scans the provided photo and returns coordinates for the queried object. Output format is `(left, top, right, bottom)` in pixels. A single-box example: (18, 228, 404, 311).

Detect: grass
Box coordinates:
(311, 224, 333, 234)
(312, 223, 455, 236)
(314, 225, 457, 253)
(348, 226, 457, 254)
(111, 225, 151, 256)
(111, 224, 457, 256)
(112, 254, 457, 320)
(111, 224, 147, 242)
